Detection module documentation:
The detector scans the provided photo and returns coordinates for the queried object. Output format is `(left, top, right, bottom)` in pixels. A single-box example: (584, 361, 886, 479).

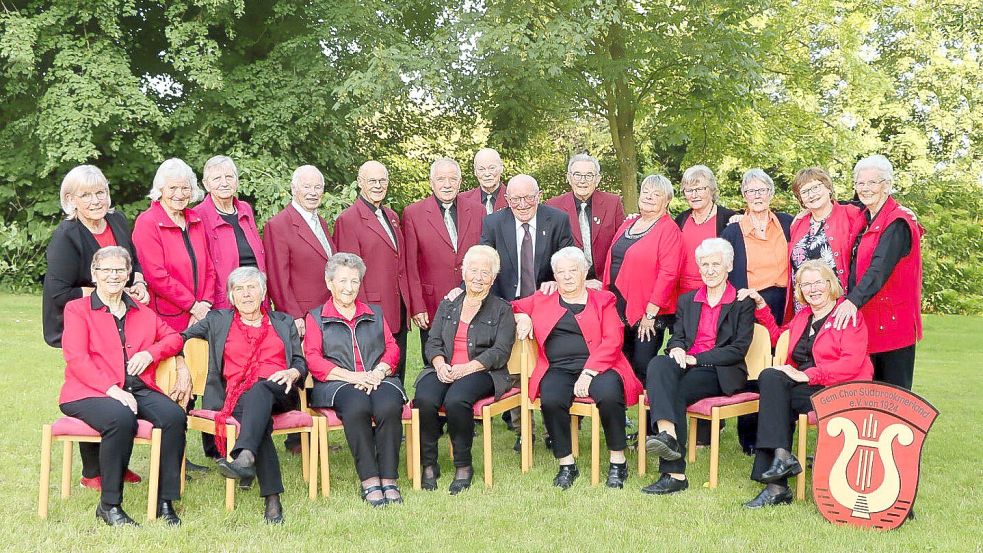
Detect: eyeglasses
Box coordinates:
(682, 186, 709, 197)
(799, 279, 829, 291)
(364, 178, 389, 186)
(742, 188, 771, 197)
(94, 267, 128, 276)
(506, 193, 539, 205)
(569, 172, 598, 182)
(799, 182, 827, 198)
(74, 190, 108, 204)
(854, 179, 887, 190)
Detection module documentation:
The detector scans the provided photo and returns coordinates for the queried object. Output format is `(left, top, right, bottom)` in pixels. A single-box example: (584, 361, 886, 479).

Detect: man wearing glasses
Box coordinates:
(461, 148, 509, 215)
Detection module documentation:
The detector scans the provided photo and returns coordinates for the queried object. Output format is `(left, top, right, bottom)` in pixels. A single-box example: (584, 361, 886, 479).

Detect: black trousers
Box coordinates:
(60, 391, 186, 505)
(414, 371, 495, 467)
(540, 369, 627, 459)
(750, 368, 822, 486)
(230, 380, 293, 496)
(622, 323, 666, 386)
(418, 327, 431, 367)
(646, 357, 724, 474)
(872, 344, 916, 390)
(393, 302, 409, 383)
(333, 383, 405, 481)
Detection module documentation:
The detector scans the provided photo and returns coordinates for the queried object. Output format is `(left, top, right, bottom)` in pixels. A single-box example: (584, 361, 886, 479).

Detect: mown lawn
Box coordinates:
(0, 293, 978, 552)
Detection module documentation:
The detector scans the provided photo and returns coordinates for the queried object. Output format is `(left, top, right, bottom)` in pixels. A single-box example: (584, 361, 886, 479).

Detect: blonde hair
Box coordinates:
(60, 165, 113, 219)
(794, 260, 844, 305)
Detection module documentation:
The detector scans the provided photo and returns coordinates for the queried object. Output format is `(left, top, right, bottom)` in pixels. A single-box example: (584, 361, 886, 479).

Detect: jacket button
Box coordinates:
(126, 345, 132, 349)
(879, 326, 884, 330)
(833, 252, 839, 256)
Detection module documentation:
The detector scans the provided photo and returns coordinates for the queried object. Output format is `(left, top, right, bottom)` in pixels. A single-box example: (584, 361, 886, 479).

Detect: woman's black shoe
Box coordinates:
(361, 485, 388, 508)
(605, 462, 628, 489)
(553, 464, 579, 490)
(264, 494, 284, 524)
(184, 458, 210, 473)
(96, 503, 139, 527)
(448, 467, 474, 495)
(743, 486, 793, 508)
(759, 456, 803, 483)
(647, 431, 683, 461)
(216, 451, 257, 480)
(381, 484, 403, 504)
(156, 500, 181, 526)
(421, 465, 441, 491)
(640, 473, 688, 495)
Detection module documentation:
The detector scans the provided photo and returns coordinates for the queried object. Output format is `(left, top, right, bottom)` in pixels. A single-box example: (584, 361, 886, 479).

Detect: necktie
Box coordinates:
(520, 223, 534, 298)
(484, 193, 494, 215)
(443, 204, 458, 252)
(311, 213, 332, 255)
(578, 202, 592, 266)
(375, 208, 397, 248)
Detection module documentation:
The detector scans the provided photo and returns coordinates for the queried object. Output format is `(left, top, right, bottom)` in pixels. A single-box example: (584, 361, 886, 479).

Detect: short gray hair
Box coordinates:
(429, 157, 462, 181)
(291, 165, 325, 190)
(853, 155, 895, 186)
(680, 165, 719, 203)
(639, 174, 674, 201)
(149, 158, 204, 202)
(60, 165, 114, 219)
(203, 155, 239, 183)
(463, 245, 501, 276)
(741, 168, 775, 194)
(325, 252, 367, 281)
(550, 246, 590, 274)
(567, 153, 600, 175)
(226, 266, 267, 305)
(90, 246, 132, 276)
(694, 238, 735, 269)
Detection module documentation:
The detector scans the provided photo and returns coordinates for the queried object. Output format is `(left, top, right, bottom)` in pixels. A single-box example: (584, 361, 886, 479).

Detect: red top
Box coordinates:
(449, 319, 471, 365)
(192, 195, 268, 310)
(679, 215, 718, 292)
(688, 283, 737, 355)
(303, 300, 400, 380)
(222, 317, 286, 383)
(602, 213, 681, 324)
(92, 224, 117, 249)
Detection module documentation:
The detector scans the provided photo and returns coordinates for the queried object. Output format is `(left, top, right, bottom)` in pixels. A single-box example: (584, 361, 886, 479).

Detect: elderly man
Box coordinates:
(546, 153, 626, 282)
(404, 158, 485, 359)
(460, 148, 509, 215)
(333, 160, 411, 381)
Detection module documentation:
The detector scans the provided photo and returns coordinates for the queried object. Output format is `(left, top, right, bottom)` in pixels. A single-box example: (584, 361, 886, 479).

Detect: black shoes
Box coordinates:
(96, 503, 138, 527)
(605, 462, 628, 489)
(647, 431, 683, 461)
(381, 484, 404, 504)
(641, 473, 689, 495)
(421, 465, 441, 491)
(156, 500, 181, 526)
(449, 467, 474, 495)
(264, 494, 284, 524)
(239, 476, 255, 490)
(216, 451, 257, 480)
(553, 464, 579, 490)
(744, 486, 793, 508)
(185, 458, 210, 474)
(759, 456, 803, 484)
(361, 485, 387, 508)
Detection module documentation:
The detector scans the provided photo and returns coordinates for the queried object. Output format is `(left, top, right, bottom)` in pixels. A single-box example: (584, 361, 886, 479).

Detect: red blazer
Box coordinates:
(403, 195, 484, 319)
(133, 201, 218, 331)
(192, 195, 267, 310)
(460, 186, 508, 214)
(546, 190, 626, 278)
(262, 204, 335, 320)
(513, 289, 642, 405)
(853, 197, 924, 353)
(333, 199, 410, 332)
(602, 214, 681, 325)
(59, 296, 183, 404)
(756, 298, 873, 387)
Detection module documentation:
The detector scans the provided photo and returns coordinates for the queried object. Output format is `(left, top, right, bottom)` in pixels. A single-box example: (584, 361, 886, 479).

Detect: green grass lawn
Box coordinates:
(1, 293, 979, 552)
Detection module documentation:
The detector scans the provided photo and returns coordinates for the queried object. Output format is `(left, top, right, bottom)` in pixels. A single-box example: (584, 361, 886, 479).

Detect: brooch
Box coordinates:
(593, 216, 601, 224)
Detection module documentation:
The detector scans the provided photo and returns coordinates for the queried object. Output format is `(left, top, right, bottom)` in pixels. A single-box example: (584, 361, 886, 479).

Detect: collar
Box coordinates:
(291, 200, 319, 221)
(320, 299, 374, 322)
(693, 282, 736, 305)
(481, 186, 500, 201)
(432, 195, 456, 211)
(90, 292, 138, 313)
(150, 201, 200, 228)
(514, 212, 537, 232)
(360, 195, 385, 213)
(574, 194, 593, 210)
(739, 210, 779, 237)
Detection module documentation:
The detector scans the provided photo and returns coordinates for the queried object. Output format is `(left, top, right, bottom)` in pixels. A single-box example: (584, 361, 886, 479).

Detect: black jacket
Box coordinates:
(673, 205, 738, 237)
(181, 309, 308, 411)
(42, 211, 141, 347)
(417, 293, 517, 399)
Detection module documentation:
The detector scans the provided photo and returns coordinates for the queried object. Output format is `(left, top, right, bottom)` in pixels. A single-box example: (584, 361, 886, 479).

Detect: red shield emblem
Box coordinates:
(810, 382, 938, 530)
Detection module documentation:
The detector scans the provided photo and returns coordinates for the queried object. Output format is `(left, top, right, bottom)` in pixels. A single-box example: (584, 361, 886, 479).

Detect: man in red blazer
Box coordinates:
(460, 148, 509, 215)
(404, 158, 485, 360)
(546, 153, 626, 282)
(333, 160, 412, 381)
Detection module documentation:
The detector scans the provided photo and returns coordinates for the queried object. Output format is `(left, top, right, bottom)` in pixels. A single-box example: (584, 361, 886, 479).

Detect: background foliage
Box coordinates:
(0, 0, 980, 313)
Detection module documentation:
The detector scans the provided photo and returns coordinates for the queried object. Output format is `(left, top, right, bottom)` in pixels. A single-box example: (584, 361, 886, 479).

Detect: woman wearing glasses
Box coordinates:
(673, 165, 738, 295)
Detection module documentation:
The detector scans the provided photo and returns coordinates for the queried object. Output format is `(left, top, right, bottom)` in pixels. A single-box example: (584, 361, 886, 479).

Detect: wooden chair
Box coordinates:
(182, 338, 318, 510)
(38, 357, 177, 521)
(773, 329, 815, 500)
(638, 324, 772, 488)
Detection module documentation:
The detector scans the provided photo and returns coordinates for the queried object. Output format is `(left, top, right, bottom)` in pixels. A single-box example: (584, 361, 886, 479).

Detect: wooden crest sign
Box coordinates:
(810, 382, 938, 530)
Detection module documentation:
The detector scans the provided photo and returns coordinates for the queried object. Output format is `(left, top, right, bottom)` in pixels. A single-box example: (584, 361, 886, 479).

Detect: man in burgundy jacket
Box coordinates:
(546, 153, 626, 282)
(333, 160, 412, 381)
(460, 148, 509, 215)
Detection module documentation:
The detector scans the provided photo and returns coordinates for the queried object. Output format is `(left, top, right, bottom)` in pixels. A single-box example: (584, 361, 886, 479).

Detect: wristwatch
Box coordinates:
(645, 312, 657, 321)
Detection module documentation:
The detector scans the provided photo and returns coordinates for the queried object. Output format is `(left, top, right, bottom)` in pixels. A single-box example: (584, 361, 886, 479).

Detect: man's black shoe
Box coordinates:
(96, 504, 138, 527)
(185, 459, 210, 473)
(759, 456, 803, 484)
(553, 464, 579, 490)
(605, 462, 628, 489)
(640, 473, 688, 495)
(646, 431, 683, 461)
(156, 500, 181, 526)
(743, 486, 793, 508)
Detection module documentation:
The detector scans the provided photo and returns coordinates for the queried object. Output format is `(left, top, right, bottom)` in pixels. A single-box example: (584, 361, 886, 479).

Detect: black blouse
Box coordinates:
(790, 312, 831, 371)
(608, 220, 654, 321)
(218, 212, 258, 268)
(544, 299, 589, 374)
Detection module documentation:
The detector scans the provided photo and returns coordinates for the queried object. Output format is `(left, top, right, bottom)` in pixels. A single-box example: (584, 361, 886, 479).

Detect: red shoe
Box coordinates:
(124, 469, 142, 484)
(80, 476, 101, 490)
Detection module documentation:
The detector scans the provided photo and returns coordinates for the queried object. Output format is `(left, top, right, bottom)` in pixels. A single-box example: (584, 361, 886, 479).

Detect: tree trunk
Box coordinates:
(605, 17, 639, 211)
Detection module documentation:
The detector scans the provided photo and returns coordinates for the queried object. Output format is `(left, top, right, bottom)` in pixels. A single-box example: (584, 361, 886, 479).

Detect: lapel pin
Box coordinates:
(593, 216, 601, 224)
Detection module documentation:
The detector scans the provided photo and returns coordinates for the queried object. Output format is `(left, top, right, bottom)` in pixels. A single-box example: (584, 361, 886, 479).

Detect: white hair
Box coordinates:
(291, 165, 325, 190)
(853, 155, 895, 186)
(567, 153, 600, 175)
(463, 245, 501, 276)
(550, 246, 590, 274)
(429, 157, 462, 181)
(90, 246, 132, 275)
(325, 252, 367, 280)
(202, 155, 239, 182)
(639, 174, 674, 201)
(149, 158, 204, 202)
(741, 168, 775, 194)
(680, 165, 719, 203)
(226, 266, 268, 305)
(59, 165, 114, 219)
(694, 237, 735, 268)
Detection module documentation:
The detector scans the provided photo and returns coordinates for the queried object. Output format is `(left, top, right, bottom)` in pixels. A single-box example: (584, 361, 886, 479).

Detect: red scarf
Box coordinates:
(215, 310, 272, 457)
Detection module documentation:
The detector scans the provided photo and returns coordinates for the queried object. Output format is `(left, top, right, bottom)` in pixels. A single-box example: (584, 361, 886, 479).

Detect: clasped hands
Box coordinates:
(668, 347, 697, 369)
(435, 361, 477, 383)
(352, 365, 390, 394)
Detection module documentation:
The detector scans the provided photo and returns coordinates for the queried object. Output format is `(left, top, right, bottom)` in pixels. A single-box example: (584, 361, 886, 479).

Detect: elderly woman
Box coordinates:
(192, 156, 267, 310)
(513, 247, 643, 490)
(674, 165, 738, 294)
(181, 267, 306, 523)
(739, 260, 873, 507)
(787, 167, 864, 317)
(58, 247, 190, 526)
(832, 155, 923, 391)
(132, 158, 217, 331)
(721, 169, 794, 324)
(414, 245, 516, 494)
(43, 165, 151, 489)
(642, 238, 755, 495)
(304, 253, 406, 506)
(602, 175, 681, 382)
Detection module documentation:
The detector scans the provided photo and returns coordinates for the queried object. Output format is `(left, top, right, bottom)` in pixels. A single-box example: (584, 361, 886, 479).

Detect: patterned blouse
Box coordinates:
(789, 218, 836, 313)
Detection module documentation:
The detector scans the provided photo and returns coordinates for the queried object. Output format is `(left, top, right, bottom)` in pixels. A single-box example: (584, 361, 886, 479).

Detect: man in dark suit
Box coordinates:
(333, 160, 412, 381)
(545, 153, 626, 282)
(460, 148, 509, 215)
(404, 158, 484, 360)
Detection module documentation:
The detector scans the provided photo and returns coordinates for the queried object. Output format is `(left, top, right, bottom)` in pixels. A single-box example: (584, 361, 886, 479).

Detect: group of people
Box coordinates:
(42, 147, 923, 526)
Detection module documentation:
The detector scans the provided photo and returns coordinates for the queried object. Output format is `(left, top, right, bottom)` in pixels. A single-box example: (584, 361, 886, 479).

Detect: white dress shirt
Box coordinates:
(514, 214, 537, 298)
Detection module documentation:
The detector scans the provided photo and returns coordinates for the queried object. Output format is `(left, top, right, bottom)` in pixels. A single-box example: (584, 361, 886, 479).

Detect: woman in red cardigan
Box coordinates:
(514, 247, 643, 490)
(739, 260, 873, 508)
(59, 247, 190, 526)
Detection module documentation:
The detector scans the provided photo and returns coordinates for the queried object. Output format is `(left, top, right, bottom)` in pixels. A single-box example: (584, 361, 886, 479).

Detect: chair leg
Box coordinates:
(225, 424, 236, 511)
(146, 428, 162, 521)
(319, 421, 330, 497)
(570, 415, 580, 458)
(796, 415, 808, 501)
(708, 411, 720, 489)
(308, 419, 318, 500)
(637, 399, 647, 476)
(60, 441, 73, 499)
(521, 406, 531, 472)
(38, 425, 52, 519)
(403, 421, 414, 481)
(590, 406, 600, 486)
(687, 417, 698, 463)
(482, 408, 493, 488)
(448, 438, 454, 462)
(180, 452, 187, 495)
(300, 429, 310, 483)
(411, 409, 421, 491)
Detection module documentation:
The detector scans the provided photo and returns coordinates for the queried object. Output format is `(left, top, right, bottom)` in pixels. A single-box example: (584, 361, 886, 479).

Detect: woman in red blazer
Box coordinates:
(514, 247, 643, 490)
(739, 260, 873, 508)
(602, 174, 681, 382)
(133, 158, 218, 331)
(58, 246, 190, 526)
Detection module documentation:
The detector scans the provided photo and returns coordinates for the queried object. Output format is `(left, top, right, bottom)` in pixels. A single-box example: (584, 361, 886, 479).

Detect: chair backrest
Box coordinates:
(773, 329, 791, 365)
(155, 356, 177, 391)
(507, 339, 526, 376)
(745, 324, 772, 381)
(184, 338, 209, 396)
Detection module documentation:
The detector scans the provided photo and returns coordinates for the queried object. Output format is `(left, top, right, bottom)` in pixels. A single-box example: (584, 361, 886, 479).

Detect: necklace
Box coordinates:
(694, 205, 716, 225)
(749, 212, 769, 234)
(241, 315, 263, 327)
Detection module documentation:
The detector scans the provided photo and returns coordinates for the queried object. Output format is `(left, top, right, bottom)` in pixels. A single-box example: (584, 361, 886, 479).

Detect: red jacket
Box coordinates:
(333, 199, 410, 332)
(59, 296, 183, 404)
(513, 289, 642, 405)
(546, 190, 626, 278)
(460, 186, 508, 214)
(262, 204, 335, 320)
(601, 213, 681, 325)
(133, 201, 217, 331)
(192, 195, 267, 310)
(853, 197, 924, 353)
(756, 298, 873, 386)
(403, 195, 484, 319)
